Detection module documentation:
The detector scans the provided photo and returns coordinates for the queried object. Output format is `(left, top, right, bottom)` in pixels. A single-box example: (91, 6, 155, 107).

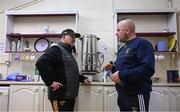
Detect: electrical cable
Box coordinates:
(95, 52, 104, 72)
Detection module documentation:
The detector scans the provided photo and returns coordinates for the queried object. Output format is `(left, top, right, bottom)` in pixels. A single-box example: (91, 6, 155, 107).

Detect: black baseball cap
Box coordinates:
(61, 29, 81, 38)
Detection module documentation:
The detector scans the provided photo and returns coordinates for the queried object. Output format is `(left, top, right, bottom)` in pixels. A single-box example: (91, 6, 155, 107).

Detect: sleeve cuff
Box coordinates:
(118, 71, 126, 82)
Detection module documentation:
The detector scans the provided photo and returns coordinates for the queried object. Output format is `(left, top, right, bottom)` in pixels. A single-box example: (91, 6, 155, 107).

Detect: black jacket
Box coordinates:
(36, 42, 87, 100)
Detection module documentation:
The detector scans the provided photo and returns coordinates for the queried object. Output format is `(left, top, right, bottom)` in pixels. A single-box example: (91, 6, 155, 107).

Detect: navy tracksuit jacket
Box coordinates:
(115, 37, 155, 95)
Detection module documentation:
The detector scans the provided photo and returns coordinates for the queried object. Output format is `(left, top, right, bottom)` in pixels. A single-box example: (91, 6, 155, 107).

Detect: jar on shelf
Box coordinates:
(11, 41, 16, 51)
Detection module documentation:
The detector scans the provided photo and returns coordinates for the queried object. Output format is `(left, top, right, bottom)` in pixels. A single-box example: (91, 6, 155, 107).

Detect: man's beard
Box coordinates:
(119, 35, 128, 43)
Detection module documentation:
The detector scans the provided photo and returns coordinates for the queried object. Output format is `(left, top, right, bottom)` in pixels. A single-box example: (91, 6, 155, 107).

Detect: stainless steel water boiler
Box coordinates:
(79, 34, 103, 75)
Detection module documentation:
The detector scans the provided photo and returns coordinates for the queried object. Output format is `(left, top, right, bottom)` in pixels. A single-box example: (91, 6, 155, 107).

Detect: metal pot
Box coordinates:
(79, 34, 101, 75)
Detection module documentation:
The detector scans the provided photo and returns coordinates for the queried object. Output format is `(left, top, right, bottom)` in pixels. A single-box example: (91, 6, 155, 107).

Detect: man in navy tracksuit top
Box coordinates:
(109, 19, 155, 111)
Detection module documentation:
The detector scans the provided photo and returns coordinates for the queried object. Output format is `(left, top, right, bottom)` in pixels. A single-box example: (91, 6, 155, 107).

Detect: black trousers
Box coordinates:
(50, 99, 75, 112)
(117, 93, 150, 112)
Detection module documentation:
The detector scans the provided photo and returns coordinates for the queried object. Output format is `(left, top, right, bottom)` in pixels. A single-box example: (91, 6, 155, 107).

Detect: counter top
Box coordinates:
(0, 81, 45, 85)
(0, 81, 180, 87)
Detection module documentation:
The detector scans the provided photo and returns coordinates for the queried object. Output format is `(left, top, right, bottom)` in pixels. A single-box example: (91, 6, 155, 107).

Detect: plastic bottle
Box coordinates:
(20, 37, 24, 51)
(16, 38, 21, 51)
(34, 67, 40, 81)
(11, 41, 16, 51)
(24, 41, 29, 49)
(35, 67, 39, 75)
(103, 70, 112, 82)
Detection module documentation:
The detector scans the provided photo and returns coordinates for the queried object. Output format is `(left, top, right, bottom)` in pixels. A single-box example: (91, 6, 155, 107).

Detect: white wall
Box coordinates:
(0, 0, 180, 81)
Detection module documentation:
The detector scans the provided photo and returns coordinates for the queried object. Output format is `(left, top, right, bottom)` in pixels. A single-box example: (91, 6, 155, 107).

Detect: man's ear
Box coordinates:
(60, 36, 65, 41)
(126, 28, 130, 34)
(62, 36, 66, 39)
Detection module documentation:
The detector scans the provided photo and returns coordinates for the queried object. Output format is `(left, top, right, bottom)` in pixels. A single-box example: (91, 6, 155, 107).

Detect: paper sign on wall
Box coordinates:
(0, 41, 5, 53)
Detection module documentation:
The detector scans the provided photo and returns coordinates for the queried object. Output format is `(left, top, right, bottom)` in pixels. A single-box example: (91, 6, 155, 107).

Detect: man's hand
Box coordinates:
(103, 63, 113, 71)
(109, 71, 121, 83)
(83, 79, 91, 85)
(50, 81, 63, 91)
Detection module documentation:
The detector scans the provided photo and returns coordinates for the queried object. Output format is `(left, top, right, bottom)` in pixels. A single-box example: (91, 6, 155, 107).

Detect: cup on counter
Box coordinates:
(33, 75, 39, 82)
(26, 75, 34, 81)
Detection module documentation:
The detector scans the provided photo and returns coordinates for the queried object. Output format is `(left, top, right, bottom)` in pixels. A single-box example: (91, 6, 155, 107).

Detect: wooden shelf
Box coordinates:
(115, 9, 177, 14)
(154, 51, 177, 53)
(136, 32, 176, 37)
(7, 33, 61, 38)
(9, 14, 76, 17)
(5, 10, 78, 16)
(115, 51, 177, 55)
(5, 51, 44, 53)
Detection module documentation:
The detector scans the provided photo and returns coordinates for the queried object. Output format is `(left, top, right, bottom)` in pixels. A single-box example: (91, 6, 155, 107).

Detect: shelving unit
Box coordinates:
(4, 10, 79, 75)
(113, 8, 178, 82)
(114, 8, 178, 52)
(5, 10, 79, 53)
(5, 51, 44, 53)
(136, 32, 176, 37)
(7, 33, 61, 38)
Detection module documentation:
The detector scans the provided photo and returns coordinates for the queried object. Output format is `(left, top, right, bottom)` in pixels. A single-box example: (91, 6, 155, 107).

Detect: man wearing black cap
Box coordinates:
(36, 29, 91, 111)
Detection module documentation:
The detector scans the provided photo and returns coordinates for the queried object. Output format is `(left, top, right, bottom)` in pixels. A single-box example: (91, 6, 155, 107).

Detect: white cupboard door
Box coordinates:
(0, 87, 9, 111)
(149, 87, 169, 111)
(76, 85, 103, 111)
(169, 87, 180, 111)
(9, 85, 39, 112)
(40, 86, 53, 112)
(104, 86, 119, 112)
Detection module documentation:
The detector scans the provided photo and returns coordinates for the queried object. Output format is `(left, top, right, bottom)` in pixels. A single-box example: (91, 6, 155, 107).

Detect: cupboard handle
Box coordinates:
(163, 89, 168, 93)
(0, 90, 8, 95)
(0, 90, 3, 94)
(33, 87, 38, 92)
(97, 88, 102, 93)
(42, 87, 46, 92)
(171, 89, 177, 94)
(105, 89, 109, 93)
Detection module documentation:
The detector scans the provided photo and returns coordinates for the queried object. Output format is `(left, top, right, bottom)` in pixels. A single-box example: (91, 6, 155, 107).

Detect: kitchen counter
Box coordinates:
(1, 81, 180, 112)
(0, 81, 45, 85)
(0, 81, 180, 86)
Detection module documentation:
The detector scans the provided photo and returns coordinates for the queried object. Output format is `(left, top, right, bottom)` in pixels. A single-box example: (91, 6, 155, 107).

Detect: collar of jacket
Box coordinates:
(59, 42, 72, 53)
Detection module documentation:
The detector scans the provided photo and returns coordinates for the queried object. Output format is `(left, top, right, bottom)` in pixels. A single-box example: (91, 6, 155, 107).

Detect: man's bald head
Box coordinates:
(118, 19, 135, 33)
(116, 19, 136, 43)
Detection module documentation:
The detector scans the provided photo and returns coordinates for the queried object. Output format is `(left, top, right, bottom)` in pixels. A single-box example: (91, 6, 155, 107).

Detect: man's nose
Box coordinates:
(115, 33, 118, 36)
